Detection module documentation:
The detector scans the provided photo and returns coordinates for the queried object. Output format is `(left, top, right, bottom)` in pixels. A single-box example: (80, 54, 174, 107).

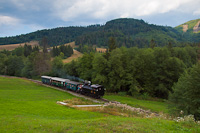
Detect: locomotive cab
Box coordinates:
(91, 84, 105, 97)
(81, 83, 105, 98)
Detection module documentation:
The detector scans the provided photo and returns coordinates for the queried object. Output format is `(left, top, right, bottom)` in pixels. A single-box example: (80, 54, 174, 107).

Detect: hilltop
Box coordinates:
(175, 18, 200, 33)
(175, 18, 200, 43)
(0, 18, 184, 48)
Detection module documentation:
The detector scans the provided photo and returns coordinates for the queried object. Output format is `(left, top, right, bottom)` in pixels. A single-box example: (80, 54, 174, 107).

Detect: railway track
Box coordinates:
(35, 80, 160, 116)
(28, 78, 106, 103)
(1, 75, 160, 116)
(0, 75, 108, 103)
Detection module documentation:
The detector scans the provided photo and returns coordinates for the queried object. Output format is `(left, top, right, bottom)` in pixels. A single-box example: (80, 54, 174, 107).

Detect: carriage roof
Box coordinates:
(51, 77, 70, 82)
(41, 76, 53, 79)
(66, 80, 82, 85)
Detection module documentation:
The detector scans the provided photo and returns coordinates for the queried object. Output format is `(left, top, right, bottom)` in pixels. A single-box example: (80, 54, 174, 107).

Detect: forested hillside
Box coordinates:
(0, 25, 101, 46)
(76, 18, 183, 48)
(0, 18, 188, 48)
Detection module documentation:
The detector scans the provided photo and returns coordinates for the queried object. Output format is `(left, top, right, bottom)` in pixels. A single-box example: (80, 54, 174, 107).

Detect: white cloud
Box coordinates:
(194, 10, 200, 15)
(0, 15, 45, 37)
(6, 0, 200, 22)
(52, 0, 198, 21)
(1, 0, 199, 36)
(0, 15, 20, 26)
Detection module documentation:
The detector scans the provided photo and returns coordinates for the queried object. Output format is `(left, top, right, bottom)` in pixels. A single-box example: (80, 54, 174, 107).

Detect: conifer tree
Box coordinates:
(108, 37, 117, 52)
(41, 37, 48, 53)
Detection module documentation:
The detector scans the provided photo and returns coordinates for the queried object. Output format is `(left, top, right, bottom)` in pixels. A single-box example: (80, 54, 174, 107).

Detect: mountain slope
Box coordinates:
(0, 18, 185, 48)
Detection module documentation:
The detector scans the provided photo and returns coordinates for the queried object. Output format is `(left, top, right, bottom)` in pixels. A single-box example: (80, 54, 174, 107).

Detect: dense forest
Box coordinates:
(1, 18, 200, 48)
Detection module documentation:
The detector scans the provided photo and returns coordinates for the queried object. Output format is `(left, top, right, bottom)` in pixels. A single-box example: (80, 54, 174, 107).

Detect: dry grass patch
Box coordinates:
(62, 98, 144, 117)
(63, 41, 76, 48)
(0, 41, 39, 51)
(75, 105, 144, 117)
(50, 42, 76, 49)
(63, 98, 95, 105)
(96, 48, 107, 53)
(182, 24, 188, 32)
(63, 49, 83, 63)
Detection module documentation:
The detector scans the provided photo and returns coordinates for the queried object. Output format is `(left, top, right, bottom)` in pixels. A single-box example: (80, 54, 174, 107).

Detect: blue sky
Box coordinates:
(0, 0, 199, 37)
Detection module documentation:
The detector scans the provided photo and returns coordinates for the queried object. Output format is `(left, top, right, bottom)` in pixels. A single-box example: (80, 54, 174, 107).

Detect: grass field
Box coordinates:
(0, 76, 200, 132)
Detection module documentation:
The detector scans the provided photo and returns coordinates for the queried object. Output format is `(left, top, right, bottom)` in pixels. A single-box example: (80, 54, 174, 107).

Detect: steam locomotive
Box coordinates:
(41, 76, 105, 98)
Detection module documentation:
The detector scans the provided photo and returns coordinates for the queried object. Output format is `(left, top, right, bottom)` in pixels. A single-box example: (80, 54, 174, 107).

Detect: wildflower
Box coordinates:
(180, 110, 184, 115)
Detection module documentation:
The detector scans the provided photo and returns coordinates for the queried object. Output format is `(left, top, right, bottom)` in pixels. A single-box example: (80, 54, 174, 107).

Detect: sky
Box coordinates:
(0, 0, 200, 37)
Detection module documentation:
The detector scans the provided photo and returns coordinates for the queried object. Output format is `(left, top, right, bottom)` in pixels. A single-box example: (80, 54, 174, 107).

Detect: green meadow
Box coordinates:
(0, 76, 199, 132)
